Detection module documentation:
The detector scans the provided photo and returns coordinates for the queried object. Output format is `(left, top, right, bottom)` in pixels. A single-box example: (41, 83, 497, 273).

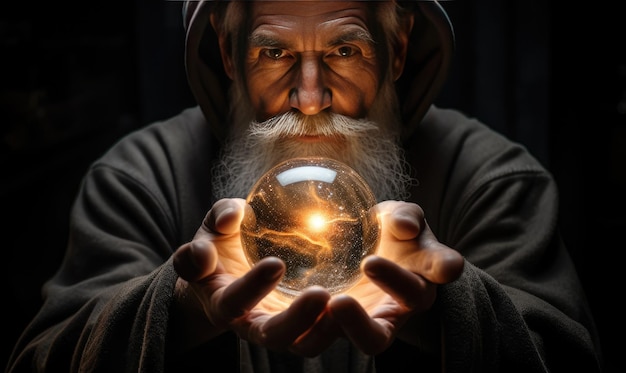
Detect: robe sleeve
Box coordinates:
(435, 167, 602, 372)
(8, 159, 193, 372)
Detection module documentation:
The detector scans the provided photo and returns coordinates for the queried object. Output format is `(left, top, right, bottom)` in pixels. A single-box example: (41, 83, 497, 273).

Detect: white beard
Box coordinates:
(211, 80, 415, 202)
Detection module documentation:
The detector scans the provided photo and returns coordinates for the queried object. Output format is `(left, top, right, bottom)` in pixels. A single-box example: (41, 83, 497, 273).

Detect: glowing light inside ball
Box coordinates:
(240, 157, 380, 297)
(307, 213, 327, 232)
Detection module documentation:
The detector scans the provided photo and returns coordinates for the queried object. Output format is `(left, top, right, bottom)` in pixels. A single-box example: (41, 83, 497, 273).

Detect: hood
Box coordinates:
(183, 0, 454, 141)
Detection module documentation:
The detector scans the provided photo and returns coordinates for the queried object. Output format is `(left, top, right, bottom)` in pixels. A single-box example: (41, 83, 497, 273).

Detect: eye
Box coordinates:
(263, 48, 285, 60)
(335, 46, 356, 57)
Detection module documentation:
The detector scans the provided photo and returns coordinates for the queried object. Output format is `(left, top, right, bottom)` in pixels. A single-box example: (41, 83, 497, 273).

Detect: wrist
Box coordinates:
(167, 277, 223, 356)
(397, 308, 441, 355)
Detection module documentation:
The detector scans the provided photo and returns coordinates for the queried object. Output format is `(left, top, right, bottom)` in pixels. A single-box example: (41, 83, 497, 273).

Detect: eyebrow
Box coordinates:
(248, 28, 375, 50)
(248, 33, 291, 49)
(328, 29, 375, 47)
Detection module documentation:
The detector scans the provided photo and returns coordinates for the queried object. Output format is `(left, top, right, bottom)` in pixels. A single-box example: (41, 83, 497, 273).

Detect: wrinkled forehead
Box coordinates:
(249, 1, 372, 19)
(247, 1, 376, 34)
(248, 1, 374, 47)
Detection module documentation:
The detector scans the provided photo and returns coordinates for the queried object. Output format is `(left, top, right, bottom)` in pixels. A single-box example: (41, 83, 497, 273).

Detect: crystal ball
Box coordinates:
(240, 157, 380, 297)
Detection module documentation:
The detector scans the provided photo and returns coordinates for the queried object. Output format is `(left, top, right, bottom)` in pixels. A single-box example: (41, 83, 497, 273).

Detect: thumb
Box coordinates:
(201, 198, 247, 237)
(173, 239, 219, 282)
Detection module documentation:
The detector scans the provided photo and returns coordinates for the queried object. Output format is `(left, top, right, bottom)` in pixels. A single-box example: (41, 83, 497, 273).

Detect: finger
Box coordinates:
(218, 257, 286, 321)
(289, 309, 341, 357)
(377, 201, 464, 284)
(413, 242, 465, 284)
(258, 286, 331, 351)
(200, 198, 247, 237)
(329, 295, 392, 355)
(173, 239, 219, 281)
(362, 255, 436, 311)
(386, 201, 424, 241)
(402, 225, 464, 284)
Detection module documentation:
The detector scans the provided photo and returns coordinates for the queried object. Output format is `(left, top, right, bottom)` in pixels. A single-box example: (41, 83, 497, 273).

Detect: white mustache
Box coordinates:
(247, 111, 379, 139)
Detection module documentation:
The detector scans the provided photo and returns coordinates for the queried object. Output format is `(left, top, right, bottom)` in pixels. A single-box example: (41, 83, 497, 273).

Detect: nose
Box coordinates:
(289, 55, 331, 115)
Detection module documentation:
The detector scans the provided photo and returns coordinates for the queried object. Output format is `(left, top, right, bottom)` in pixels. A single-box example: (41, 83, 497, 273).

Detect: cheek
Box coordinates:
(327, 65, 379, 118)
(246, 68, 293, 121)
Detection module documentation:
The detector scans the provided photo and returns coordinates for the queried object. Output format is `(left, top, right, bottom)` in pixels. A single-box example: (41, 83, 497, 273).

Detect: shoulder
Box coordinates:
(75, 106, 217, 242)
(93, 106, 217, 179)
(407, 106, 556, 234)
(410, 105, 549, 184)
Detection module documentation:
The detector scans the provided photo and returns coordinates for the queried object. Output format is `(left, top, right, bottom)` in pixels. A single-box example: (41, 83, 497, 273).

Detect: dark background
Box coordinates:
(2, 1, 624, 371)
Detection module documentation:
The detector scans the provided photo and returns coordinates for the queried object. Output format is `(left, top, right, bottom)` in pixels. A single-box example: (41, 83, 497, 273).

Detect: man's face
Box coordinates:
(244, 1, 380, 122)
(212, 1, 413, 202)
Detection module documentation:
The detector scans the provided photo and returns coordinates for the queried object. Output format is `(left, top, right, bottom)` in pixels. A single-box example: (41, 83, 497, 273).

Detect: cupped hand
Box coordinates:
(328, 200, 465, 355)
(172, 198, 337, 355)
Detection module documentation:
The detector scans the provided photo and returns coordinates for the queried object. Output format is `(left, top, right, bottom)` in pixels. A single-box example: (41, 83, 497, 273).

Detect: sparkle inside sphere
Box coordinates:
(240, 157, 380, 297)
